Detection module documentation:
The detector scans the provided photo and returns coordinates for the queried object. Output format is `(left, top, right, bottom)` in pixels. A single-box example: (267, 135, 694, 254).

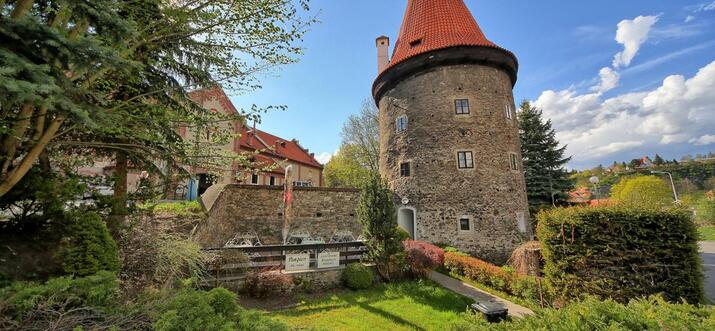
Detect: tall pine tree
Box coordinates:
(518, 101, 573, 209)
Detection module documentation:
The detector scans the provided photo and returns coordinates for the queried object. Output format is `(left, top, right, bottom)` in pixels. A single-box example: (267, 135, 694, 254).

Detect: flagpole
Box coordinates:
(282, 165, 293, 244)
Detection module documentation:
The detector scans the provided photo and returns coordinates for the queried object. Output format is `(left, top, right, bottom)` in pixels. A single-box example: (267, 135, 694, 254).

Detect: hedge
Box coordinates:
(443, 252, 551, 307)
(403, 240, 445, 278)
(537, 207, 703, 304)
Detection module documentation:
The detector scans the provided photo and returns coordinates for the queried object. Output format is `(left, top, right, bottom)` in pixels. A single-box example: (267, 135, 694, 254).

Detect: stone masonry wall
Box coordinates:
(378, 63, 531, 263)
(193, 184, 362, 248)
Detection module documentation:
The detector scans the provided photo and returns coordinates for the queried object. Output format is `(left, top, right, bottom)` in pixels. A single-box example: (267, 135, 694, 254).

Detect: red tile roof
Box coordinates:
(384, 0, 516, 73)
(238, 126, 323, 169)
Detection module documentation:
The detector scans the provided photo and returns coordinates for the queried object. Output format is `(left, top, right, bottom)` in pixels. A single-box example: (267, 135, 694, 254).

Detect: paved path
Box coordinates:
(700, 241, 715, 303)
(429, 271, 534, 318)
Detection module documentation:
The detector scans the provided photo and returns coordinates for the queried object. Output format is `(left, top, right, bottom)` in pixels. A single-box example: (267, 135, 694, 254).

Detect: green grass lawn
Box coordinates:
(699, 226, 715, 241)
(273, 280, 473, 330)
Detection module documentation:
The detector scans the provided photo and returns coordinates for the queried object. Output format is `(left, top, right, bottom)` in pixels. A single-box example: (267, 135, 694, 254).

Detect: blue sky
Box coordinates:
(231, 0, 715, 169)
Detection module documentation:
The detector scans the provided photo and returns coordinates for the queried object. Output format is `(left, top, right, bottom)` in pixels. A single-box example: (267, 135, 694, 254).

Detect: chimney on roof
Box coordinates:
(376, 36, 390, 73)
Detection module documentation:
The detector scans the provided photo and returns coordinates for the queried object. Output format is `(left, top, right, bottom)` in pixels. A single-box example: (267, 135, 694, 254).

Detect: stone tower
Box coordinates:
(372, 0, 530, 262)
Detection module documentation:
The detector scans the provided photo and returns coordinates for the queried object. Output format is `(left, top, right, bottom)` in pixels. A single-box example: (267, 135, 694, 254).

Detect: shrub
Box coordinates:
(357, 173, 405, 281)
(154, 287, 287, 331)
(610, 175, 674, 208)
(342, 263, 374, 290)
(537, 206, 703, 304)
(155, 236, 209, 286)
(403, 240, 444, 278)
(453, 296, 715, 331)
(244, 269, 294, 298)
(150, 201, 204, 216)
(58, 211, 120, 276)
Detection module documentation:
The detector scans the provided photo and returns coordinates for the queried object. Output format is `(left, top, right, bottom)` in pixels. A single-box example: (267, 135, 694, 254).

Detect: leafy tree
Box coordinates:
(340, 98, 380, 172)
(357, 173, 404, 282)
(518, 101, 573, 208)
(629, 159, 642, 169)
(0, 0, 314, 200)
(654, 154, 665, 165)
(324, 144, 375, 188)
(610, 175, 674, 208)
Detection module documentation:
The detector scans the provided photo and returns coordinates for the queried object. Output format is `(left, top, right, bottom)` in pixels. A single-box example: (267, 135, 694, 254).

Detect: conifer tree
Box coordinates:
(518, 101, 573, 209)
(357, 173, 403, 281)
(654, 154, 665, 165)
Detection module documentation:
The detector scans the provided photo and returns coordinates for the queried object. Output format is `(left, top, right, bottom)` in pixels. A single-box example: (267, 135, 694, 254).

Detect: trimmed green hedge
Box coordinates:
(537, 207, 703, 304)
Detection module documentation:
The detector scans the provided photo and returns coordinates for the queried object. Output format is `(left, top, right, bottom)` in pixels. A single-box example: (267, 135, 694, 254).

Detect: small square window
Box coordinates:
(251, 174, 259, 185)
(509, 153, 519, 171)
(455, 99, 470, 114)
(457, 151, 474, 169)
(400, 162, 411, 177)
(505, 104, 514, 120)
(459, 217, 471, 231)
(396, 115, 408, 133)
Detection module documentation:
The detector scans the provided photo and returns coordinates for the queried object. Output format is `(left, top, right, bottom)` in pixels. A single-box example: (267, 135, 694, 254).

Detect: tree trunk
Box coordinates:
(107, 152, 129, 235)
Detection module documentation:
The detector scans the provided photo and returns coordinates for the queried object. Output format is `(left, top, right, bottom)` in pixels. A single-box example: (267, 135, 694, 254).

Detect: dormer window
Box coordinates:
(409, 39, 422, 48)
(396, 115, 408, 133)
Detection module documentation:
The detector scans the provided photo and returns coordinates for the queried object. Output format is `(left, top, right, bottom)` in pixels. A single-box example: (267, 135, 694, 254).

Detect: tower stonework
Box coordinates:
(373, 0, 530, 262)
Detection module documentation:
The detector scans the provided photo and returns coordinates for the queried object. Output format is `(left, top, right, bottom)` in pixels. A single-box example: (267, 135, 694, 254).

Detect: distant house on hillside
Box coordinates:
(181, 86, 323, 198)
(568, 187, 592, 205)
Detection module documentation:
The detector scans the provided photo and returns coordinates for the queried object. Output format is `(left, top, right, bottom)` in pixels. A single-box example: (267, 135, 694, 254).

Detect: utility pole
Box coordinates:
(650, 170, 679, 203)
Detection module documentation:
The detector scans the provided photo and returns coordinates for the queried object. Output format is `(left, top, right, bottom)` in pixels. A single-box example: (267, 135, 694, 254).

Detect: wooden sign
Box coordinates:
(317, 251, 341, 268)
(285, 253, 310, 271)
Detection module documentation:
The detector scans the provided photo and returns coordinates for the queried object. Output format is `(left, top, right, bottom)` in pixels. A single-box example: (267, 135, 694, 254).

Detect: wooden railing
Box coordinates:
(202, 241, 367, 285)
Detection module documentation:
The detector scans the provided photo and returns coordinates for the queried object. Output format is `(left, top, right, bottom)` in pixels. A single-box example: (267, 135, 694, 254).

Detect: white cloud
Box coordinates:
(533, 60, 715, 163)
(315, 151, 334, 164)
(704, 1, 715, 11)
(593, 67, 620, 93)
(690, 135, 715, 146)
(685, 15, 695, 23)
(613, 15, 659, 68)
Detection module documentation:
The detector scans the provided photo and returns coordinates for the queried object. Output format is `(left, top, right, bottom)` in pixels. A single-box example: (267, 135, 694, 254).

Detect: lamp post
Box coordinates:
(589, 176, 600, 200)
(650, 170, 679, 203)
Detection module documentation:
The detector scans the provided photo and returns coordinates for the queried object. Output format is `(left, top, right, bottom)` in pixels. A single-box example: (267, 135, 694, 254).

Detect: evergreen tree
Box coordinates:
(357, 173, 404, 282)
(518, 101, 573, 208)
(654, 154, 665, 165)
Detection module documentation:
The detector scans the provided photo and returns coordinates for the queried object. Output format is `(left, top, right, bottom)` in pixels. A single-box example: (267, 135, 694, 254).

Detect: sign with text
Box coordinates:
(317, 251, 341, 268)
(285, 253, 310, 271)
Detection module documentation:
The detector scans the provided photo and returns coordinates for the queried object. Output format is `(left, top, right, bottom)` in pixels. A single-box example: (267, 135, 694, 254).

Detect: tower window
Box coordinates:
(455, 99, 470, 114)
(516, 212, 527, 233)
(400, 162, 411, 177)
(457, 151, 474, 169)
(505, 104, 514, 120)
(459, 216, 472, 231)
(396, 115, 408, 133)
(509, 153, 519, 171)
(251, 174, 259, 185)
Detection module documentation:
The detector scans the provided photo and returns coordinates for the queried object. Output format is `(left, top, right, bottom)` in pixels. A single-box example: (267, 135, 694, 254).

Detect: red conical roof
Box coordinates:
(384, 0, 515, 72)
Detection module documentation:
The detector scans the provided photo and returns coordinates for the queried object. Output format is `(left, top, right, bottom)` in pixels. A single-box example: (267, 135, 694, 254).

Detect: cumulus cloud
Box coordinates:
(534, 60, 715, 163)
(315, 151, 334, 164)
(593, 67, 620, 93)
(613, 15, 659, 68)
(685, 15, 696, 23)
(690, 135, 715, 146)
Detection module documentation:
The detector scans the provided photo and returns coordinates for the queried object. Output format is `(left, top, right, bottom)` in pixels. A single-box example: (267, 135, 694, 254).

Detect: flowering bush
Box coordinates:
(403, 240, 445, 278)
(244, 269, 294, 298)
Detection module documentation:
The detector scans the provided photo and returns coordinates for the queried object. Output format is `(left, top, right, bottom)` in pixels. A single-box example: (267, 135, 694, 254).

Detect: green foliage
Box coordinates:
(518, 101, 573, 208)
(148, 201, 204, 216)
(537, 207, 703, 304)
(453, 296, 715, 331)
(342, 263, 374, 290)
(154, 236, 208, 287)
(154, 287, 287, 331)
(324, 144, 377, 188)
(0, 271, 119, 321)
(58, 212, 120, 277)
(357, 173, 405, 281)
(610, 175, 674, 208)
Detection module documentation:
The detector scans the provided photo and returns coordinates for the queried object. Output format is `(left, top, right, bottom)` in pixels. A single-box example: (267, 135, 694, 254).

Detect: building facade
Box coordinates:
(372, 0, 530, 262)
(183, 86, 324, 198)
